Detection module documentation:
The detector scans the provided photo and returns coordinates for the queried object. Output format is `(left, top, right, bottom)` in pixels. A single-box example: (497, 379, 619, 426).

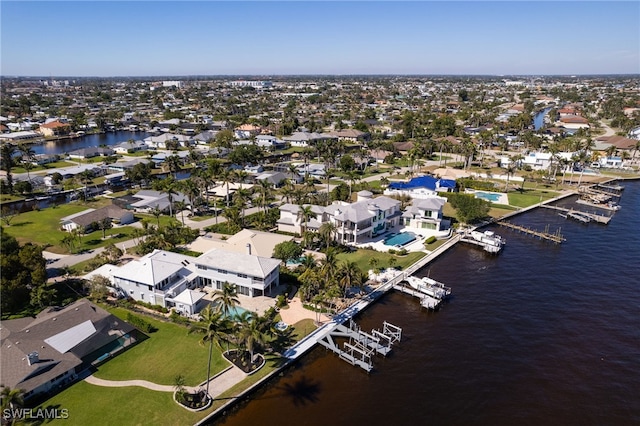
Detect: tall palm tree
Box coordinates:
(297, 205, 316, 240)
(236, 311, 266, 363)
(18, 145, 36, 182)
(0, 143, 17, 193)
(153, 177, 179, 218)
(164, 154, 182, 179)
(320, 247, 339, 284)
(318, 221, 337, 250)
(1, 386, 24, 417)
(188, 305, 226, 397)
(213, 282, 240, 319)
(338, 261, 364, 298)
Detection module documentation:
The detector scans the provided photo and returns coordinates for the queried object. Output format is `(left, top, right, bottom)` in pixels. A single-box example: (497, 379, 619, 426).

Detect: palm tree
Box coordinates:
(297, 205, 316, 238)
(175, 200, 187, 225)
(151, 205, 162, 227)
(236, 311, 266, 363)
(320, 247, 339, 284)
(318, 221, 337, 250)
(338, 261, 364, 298)
(153, 177, 179, 218)
(164, 154, 182, 178)
(1, 386, 24, 425)
(0, 143, 17, 193)
(18, 145, 36, 182)
(188, 305, 226, 398)
(213, 282, 240, 319)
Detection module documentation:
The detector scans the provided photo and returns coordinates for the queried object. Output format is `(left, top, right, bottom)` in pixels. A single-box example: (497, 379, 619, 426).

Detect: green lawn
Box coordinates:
(2, 201, 140, 253)
(40, 380, 213, 425)
(96, 306, 228, 386)
(508, 189, 560, 208)
(336, 248, 426, 273)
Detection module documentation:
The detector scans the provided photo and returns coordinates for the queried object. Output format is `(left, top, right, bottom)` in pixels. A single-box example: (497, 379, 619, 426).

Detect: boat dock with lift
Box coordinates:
(540, 204, 611, 224)
(394, 276, 452, 309)
(318, 319, 402, 372)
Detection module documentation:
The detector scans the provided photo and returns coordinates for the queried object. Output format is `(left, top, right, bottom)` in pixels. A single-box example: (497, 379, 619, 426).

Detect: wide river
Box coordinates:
(213, 180, 640, 426)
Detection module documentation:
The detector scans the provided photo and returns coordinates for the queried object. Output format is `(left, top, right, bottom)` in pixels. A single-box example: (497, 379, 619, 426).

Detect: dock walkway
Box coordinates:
(496, 221, 566, 243)
(540, 204, 611, 224)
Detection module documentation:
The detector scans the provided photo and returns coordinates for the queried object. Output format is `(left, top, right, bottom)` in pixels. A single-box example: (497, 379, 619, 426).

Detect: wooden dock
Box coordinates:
(496, 221, 566, 243)
(540, 204, 611, 224)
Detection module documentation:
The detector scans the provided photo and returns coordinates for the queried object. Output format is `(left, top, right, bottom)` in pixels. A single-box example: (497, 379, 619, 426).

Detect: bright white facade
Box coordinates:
(401, 197, 447, 232)
(93, 247, 281, 311)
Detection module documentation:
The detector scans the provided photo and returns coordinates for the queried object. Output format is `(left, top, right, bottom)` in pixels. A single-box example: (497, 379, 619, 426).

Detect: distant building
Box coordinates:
(228, 80, 273, 89)
(162, 81, 183, 88)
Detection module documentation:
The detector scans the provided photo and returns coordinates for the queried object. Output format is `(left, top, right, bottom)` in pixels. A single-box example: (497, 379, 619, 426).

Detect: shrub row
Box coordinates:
(126, 312, 157, 333)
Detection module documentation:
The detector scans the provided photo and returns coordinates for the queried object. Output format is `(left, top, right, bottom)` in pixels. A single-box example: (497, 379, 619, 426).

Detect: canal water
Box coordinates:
(212, 180, 640, 425)
(533, 107, 552, 131)
(31, 131, 149, 156)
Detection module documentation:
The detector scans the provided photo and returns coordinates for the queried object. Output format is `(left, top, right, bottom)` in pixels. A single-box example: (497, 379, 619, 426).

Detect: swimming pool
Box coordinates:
(212, 302, 249, 319)
(474, 191, 502, 202)
(383, 232, 417, 247)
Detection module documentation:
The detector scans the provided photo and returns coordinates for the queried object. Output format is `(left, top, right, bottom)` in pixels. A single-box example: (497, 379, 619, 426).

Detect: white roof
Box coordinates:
(196, 249, 280, 279)
(172, 289, 205, 306)
(187, 229, 293, 258)
(114, 250, 192, 286)
(44, 320, 96, 354)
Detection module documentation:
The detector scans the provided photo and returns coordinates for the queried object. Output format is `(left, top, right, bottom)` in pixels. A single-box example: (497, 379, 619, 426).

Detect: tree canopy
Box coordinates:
(1, 228, 47, 314)
(446, 193, 490, 224)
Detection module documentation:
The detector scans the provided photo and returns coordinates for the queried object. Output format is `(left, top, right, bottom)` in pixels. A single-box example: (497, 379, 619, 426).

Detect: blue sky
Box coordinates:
(2, 1, 638, 76)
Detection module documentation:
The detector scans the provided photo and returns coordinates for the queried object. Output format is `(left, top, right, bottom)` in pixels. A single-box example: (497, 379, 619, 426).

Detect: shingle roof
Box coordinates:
(0, 299, 135, 395)
(196, 249, 280, 279)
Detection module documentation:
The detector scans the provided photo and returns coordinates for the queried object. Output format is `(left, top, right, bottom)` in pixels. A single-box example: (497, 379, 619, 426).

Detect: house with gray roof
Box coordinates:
(277, 191, 401, 244)
(0, 299, 136, 402)
(60, 204, 134, 233)
(401, 197, 448, 232)
(324, 191, 401, 244)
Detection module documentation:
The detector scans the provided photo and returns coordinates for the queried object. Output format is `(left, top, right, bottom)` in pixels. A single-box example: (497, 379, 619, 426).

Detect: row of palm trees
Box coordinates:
(295, 248, 366, 315)
(188, 282, 276, 397)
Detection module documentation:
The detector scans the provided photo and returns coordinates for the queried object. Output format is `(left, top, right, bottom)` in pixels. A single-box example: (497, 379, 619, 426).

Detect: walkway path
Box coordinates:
(84, 364, 246, 400)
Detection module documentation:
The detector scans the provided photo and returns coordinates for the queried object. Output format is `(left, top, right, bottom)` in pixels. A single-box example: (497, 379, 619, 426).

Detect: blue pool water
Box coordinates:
(475, 191, 502, 202)
(383, 232, 417, 247)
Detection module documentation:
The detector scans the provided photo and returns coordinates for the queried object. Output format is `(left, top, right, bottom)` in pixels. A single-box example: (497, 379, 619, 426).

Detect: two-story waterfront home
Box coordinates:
(277, 191, 401, 244)
(401, 197, 448, 232)
(88, 247, 281, 312)
(324, 192, 401, 244)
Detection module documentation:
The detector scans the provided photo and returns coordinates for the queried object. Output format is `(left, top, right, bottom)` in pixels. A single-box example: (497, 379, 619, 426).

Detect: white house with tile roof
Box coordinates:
(195, 249, 280, 297)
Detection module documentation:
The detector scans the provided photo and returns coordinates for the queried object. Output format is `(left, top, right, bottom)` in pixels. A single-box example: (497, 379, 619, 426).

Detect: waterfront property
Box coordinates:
(277, 191, 402, 244)
(0, 299, 137, 402)
(90, 246, 281, 310)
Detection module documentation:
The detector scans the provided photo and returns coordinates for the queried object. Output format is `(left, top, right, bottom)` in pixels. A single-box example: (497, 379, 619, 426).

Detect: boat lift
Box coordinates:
(318, 319, 403, 372)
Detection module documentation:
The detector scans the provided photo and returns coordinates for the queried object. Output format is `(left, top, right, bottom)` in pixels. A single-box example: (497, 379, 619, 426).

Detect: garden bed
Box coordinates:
(223, 349, 265, 375)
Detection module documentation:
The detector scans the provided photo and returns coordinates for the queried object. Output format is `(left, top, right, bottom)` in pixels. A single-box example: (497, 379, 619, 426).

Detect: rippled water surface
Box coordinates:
(214, 181, 640, 426)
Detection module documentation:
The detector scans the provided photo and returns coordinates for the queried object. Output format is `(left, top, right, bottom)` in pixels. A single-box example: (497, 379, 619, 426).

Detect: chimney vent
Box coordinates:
(27, 351, 39, 365)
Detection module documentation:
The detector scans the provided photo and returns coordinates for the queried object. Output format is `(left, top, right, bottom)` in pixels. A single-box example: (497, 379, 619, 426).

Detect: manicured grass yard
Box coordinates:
(40, 380, 213, 425)
(337, 248, 426, 273)
(2, 203, 139, 254)
(508, 189, 559, 208)
(96, 307, 228, 386)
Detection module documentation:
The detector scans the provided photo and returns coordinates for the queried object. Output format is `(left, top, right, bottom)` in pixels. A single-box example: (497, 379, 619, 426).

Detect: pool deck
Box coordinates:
(465, 189, 510, 205)
(355, 227, 451, 253)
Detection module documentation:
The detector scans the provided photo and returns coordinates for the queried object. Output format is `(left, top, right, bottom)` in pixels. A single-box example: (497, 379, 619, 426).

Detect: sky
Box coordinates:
(1, 1, 639, 77)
